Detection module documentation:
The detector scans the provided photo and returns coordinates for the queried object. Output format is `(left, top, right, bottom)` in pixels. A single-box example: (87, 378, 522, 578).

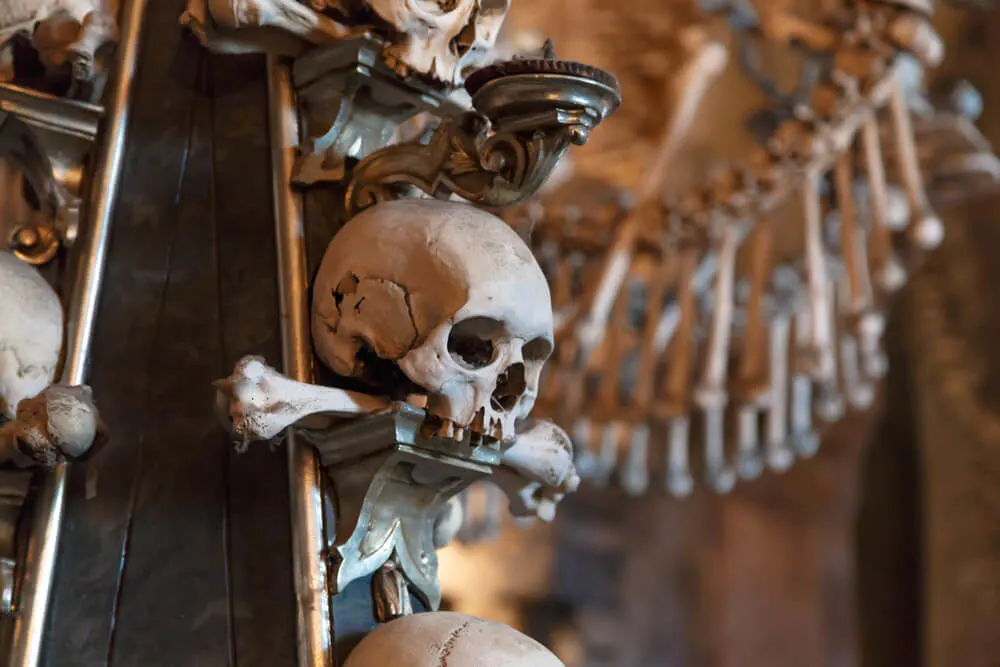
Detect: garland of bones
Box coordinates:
(454, 0, 1000, 537)
(492, 1, 1000, 506)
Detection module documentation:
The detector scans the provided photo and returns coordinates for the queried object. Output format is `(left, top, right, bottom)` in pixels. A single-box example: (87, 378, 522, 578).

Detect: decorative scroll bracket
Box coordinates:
(345, 59, 622, 216)
(290, 37, 466, 186)
(301, 403, 504, 611)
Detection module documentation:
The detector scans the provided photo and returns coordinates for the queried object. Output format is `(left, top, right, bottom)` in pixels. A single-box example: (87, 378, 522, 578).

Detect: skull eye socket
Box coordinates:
(447, 317, 502, 370)
(523, 337, 553, 362)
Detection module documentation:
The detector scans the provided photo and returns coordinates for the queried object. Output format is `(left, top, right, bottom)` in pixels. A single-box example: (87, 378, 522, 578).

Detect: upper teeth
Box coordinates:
(424, 408, 504, 446)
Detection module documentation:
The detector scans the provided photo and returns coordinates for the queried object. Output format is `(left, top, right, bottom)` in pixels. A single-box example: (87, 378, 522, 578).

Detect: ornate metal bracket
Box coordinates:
(291, 37, 467, 185)
(345, 59, 622, 216)
(301, 403, 504, 611)
(0, 83, 101, 265)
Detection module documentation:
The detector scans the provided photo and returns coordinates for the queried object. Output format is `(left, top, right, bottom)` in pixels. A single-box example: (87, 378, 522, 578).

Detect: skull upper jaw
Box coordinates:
(363, 0, 510, 86)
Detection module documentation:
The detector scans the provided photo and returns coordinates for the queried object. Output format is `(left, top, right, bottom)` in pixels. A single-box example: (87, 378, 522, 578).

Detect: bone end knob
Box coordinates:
(791, 430, 820, 459)
(878, 257, 909, 293)
(815, 384, 846, 423)
(707, 467, 737, 494)
(766, 443, 795, 473)
(738, 451, 765, 480)
(666, 471, 695, 498)
(912, 213, 945, 250)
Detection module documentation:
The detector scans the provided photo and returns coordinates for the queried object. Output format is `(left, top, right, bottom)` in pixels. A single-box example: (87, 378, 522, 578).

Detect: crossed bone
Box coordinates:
(215, 356, 580, 522)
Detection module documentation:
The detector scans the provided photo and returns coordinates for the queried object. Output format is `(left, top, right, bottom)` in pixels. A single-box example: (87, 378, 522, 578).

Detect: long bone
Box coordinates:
(789, 307, 820, 458)
(694, 222, 741, 494)
(801, 167, 844, 422)
(180, 0, 359, 55)
(887, 68, 944, 252)
(575, 37, 727, 358)
(214, 355, 390, 447)
(655, 246, 700, 497)
(819, 266, 846, 422)
(591, 283, 633, 486)
(735, 219, 773, 479)
(861, 112, 908, 293)
(618, 254, 675, 495)
(835, 271, 876, 410)
(833, 145, 888, 386)
(216, 357, 578, 520)
(764, 270, 799, 472)
(833, 150, 877, 324)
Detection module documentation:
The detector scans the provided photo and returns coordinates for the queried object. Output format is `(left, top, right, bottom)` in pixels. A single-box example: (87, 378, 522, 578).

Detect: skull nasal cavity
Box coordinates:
(492, 363, 526, 411)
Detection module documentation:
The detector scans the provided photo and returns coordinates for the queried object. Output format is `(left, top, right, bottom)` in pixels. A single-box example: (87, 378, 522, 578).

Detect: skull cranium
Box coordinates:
(343, 611, 562, 667)
(0, 251, 63, 419)
(311, 199, 554, 444)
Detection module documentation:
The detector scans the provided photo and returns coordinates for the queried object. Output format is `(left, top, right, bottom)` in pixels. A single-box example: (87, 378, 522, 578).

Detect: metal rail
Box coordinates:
(266, 56, 334, 667)
(7, 0, 148, 663)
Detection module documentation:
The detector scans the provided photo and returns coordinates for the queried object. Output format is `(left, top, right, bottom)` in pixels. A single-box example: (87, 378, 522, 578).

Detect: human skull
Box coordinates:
(0, 251, 63, 419)
(311, 199, 554, 444)
(365, 0, 510, 85)
(344, 611, 563, 667)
